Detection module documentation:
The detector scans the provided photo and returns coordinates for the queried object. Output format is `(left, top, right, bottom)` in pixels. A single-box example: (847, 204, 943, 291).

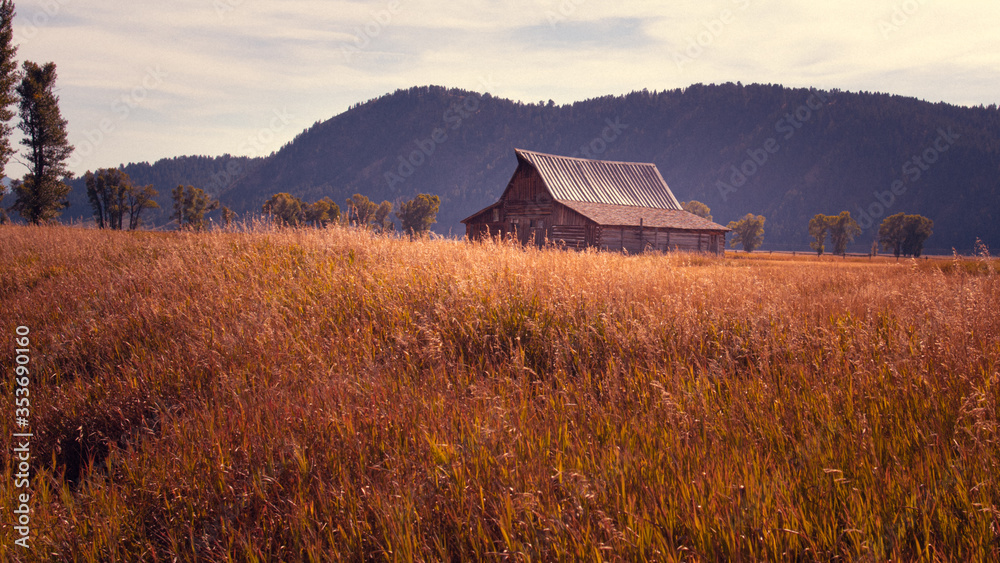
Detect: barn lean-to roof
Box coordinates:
(558, 201, 728, 231)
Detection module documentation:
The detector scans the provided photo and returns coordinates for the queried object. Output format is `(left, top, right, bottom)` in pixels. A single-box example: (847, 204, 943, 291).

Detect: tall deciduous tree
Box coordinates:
(85, 168, 125, 229)
(0, 0, 19, 181)
(902, 216, 934, 258)
(305, 197, 339, 227)
(397, 193, 440, 236)
(346, 193, 378, 227)
(126, 182, 159, 230)
(681, 200, 712, 221)
(11, 61, 74, 224)
(878, 213, 906, 258)
(808, 214, 829, 255)
(171, 184, 218, 231)
(827, 211, 861, 256)
(85, 168, 159, 230)
(879, 213, 933, 258)
(727, 213, 765, 252)
(374, 200, 393, 232)
(808, 212, 861, 256)
(263, 192, 304, 226)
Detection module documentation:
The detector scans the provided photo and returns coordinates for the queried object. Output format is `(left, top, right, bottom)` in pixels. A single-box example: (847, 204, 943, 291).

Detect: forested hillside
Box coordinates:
(63, 84, 999, 252)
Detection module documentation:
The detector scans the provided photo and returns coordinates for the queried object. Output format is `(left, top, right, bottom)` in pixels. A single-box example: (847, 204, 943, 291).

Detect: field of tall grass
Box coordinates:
(1, 224, 998, 561)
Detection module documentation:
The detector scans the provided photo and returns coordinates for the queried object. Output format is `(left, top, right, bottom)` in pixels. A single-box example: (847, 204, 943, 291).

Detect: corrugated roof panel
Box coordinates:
(516, 148, 682, 210)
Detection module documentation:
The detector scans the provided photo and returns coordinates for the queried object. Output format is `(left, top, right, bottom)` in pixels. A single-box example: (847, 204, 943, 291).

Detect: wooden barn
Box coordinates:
(462, 149, 729, 254)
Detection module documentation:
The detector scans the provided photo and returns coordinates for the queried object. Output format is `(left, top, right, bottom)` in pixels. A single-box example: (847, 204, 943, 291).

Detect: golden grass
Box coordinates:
(1, 224, 998, 561)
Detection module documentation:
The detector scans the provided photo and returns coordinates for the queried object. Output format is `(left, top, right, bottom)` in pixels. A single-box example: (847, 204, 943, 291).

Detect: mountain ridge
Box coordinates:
(62, 83, 1000, 253)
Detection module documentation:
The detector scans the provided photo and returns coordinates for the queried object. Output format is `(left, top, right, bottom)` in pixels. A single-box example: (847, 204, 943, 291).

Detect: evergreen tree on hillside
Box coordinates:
(11, 61, 74, 224)
(0, 0, 18, 181)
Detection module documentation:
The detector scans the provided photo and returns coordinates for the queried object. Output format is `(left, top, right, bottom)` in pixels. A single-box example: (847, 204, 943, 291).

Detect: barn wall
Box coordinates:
(546, 204, 596, 248)
(503, 163, 549, 202)
(497, 164, 554, 245)
(463, 205, 507, 240)
(597, 227, 727, 255)
(466, 223, 508, 240)
(464, 161, 728, 254)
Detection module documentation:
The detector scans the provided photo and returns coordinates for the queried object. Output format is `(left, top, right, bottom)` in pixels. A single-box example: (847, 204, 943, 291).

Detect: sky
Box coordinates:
(9, 0, 1000, 178)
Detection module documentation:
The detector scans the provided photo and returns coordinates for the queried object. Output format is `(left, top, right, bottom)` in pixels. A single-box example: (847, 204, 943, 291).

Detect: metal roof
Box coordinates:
(560, 201, 730, 231)
(515, 148, 683, 210)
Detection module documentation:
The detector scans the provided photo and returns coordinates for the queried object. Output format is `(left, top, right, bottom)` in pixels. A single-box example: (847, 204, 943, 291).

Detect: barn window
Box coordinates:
(491, 208, 500, 222)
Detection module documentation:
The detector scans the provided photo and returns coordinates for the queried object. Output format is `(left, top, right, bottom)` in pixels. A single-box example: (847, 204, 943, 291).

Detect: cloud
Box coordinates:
(4, 0, 996, 177)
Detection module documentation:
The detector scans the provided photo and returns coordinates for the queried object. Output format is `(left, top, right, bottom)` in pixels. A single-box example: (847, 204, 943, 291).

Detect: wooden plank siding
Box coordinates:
(594, 228, 725, 254)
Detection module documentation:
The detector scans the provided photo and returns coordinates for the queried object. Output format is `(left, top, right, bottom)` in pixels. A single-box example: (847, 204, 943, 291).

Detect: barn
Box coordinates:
(462, 149, 730, 254)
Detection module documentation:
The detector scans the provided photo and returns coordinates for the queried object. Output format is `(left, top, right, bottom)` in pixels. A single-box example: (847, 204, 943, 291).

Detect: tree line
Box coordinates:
(11, 152, 442, 233)
(98, 175, 442, 234)
(262, 191, 441, 235)
(684, 200, 934, 257)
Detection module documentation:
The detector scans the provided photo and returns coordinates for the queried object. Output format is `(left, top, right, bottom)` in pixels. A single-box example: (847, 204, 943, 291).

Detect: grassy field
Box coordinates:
(1, 225, 998, 561)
